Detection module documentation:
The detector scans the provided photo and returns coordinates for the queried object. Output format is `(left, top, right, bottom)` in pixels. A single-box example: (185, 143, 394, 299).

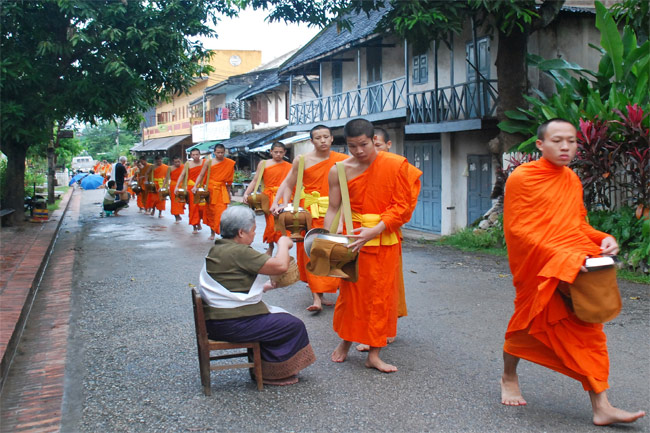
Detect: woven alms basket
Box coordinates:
(270, 257, 300, 288)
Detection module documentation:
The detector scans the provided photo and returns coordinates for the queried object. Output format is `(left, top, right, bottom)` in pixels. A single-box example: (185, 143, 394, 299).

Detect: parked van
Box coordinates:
(71, 156, 95, 172)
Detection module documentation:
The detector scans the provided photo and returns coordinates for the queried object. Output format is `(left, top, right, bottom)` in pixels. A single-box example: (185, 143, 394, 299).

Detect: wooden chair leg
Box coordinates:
(252, 343, 263, 391)
(198, 347, 212, 396)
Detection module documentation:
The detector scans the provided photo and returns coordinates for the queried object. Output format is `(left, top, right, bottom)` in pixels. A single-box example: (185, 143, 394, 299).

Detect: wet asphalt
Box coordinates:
(60, 188, 649, 433)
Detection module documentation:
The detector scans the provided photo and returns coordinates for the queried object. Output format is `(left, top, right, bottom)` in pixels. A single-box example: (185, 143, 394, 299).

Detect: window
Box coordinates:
(332, 61, 342, 95)
(413, 51, 428, 85)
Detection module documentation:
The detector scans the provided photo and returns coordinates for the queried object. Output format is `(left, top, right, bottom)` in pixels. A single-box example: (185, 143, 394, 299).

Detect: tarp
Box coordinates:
(80, 174, 105, 190)
(69, 173, 90, 186)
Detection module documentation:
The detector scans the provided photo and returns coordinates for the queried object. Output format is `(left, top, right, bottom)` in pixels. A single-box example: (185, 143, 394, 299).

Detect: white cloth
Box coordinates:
(199, 264, 287, 314)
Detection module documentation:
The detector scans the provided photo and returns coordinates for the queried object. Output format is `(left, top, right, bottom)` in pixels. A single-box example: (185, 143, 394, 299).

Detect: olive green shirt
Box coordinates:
(203, 238, 270, 320)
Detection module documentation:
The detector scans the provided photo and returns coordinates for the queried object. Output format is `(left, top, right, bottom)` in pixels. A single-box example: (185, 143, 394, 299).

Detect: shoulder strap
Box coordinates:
(293, 155, 305, 209)
(253, 160, 266, 193)
(182, 163, 189, 189)
(203, 155, 212, 187)
(164, 166, 172, 187)
(330, 162, 354, 235)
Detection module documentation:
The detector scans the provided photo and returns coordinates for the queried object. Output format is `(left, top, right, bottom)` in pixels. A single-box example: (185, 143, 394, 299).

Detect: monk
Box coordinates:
(324, 118, 410, 373)
(136, 156, 150, 213)
(271, 125, 349, 312)
(175, 148, 206, 234)
(501, 118, 645, 426)
(168, 156, 185, 223)
(146, 155, 169, 218)
(195, 144, 235, 241)
(356, 127, 422, 352)
(243, 142, 292, 255)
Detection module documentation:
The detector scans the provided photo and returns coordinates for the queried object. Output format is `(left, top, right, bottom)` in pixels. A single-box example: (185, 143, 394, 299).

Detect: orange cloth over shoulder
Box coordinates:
(205, 158, 235, 234)
(169, 165, 185, 216)
(187, 161, 206, 226)
(333, 152, 410, 347)
(146, 164, 169, 211)
(503, 157, 611, 393)
(261, 161, 292, 244)
(295, 151, 349, 294)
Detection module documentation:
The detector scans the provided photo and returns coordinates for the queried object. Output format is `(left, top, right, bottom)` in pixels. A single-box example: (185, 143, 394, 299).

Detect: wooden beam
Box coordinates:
(303, 74, 319, 98)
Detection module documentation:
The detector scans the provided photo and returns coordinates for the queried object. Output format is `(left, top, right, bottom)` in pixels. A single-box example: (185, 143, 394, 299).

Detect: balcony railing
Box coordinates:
(407, 79, 498, 124)
(290, 77, 407, 125)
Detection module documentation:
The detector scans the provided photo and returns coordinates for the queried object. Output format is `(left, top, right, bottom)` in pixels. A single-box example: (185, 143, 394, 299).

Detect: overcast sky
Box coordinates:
(199, 8, 321, 64)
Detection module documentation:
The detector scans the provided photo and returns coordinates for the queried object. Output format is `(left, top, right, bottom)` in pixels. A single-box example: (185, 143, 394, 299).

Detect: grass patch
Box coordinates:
(437, 226, 507, 256)
(617, 269, 650, 285)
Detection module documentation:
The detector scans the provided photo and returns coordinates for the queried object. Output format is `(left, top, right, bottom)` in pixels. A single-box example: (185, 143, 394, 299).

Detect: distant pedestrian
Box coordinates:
(114, 156, 128, 192)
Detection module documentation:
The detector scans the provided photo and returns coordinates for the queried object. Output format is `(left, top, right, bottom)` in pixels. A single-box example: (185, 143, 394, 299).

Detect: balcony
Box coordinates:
(407, 79, 498, 132)
(289, 77, 407, 126)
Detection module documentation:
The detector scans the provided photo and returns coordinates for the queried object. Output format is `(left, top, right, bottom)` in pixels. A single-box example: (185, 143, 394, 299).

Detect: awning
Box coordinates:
(136, 135, 190, 152)
(254, 133, 310, 152)
(218, 127, 286, 151)
(186, 140, 222, 154)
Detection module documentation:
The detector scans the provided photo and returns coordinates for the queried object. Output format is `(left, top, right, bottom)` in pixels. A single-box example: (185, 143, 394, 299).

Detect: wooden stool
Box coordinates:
(190, 288, 263, 394)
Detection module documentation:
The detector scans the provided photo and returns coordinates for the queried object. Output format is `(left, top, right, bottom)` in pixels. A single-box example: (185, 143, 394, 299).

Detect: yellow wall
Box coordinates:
(146, 50, 261, 139)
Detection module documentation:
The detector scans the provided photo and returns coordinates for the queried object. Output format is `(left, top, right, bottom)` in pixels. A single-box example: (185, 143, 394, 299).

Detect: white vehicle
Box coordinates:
(71, 156, 95, 172)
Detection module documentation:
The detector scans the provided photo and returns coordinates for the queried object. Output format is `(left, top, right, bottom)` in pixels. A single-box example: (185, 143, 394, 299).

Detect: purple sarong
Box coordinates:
(205, 312, 310, 363)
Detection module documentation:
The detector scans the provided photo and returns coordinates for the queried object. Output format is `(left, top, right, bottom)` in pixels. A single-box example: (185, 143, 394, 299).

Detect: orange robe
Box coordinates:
(136, 163, 150, 210)
(333, 152, 410, 347)
(503, 157, 611, 393)
(205, 158, 235, 234)
(261, 161, 292, 243)
(187, 162, 206, 226)
(146, 164, 169, 211)
(169, 166, 185, 216)
(395, 163, 423, 320)
(295, 151, 349, 294)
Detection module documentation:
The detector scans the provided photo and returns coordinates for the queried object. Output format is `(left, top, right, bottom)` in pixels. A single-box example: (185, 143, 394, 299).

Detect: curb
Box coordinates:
(0, 187, 75, 392)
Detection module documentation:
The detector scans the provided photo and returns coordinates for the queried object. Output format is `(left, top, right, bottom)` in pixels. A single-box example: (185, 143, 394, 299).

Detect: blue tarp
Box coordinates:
(69, 173, 90, 186)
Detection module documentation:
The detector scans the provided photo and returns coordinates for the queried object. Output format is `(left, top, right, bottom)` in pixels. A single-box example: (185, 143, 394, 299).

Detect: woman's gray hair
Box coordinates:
(220, 206, 256, 239)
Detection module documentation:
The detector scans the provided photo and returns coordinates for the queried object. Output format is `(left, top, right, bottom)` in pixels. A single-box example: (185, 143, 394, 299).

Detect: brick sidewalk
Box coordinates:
(0, 187, 74, 390)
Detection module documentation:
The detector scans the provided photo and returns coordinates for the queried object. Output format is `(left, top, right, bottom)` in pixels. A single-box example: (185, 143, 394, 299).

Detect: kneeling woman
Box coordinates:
(199, 206, 315, 385)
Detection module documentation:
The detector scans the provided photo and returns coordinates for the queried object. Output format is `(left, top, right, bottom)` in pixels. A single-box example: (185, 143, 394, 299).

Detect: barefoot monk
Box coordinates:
(324, 119, 410, 373)
(500, 118, 645, 426)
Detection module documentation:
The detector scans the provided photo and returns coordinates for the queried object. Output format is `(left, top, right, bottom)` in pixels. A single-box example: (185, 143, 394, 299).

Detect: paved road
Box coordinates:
(60, 189, 649, 432)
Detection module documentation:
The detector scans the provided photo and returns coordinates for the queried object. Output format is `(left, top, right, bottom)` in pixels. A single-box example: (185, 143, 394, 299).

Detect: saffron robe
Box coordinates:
(503, 157, 611, 393)
(261, 161, 292, 243)
(333, 152, 410, 347)
(205, 158, 235, 234)
(146, 164, 169, 211)
(169, 166, 185, 216)
(187, 162, 206, 226)
(395, 163, 423, 319)
(136, 163, 150, 210)
(295, 151, 349, 294)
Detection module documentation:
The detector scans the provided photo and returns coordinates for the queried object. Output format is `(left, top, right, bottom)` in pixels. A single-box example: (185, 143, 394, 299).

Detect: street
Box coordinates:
(43, 189, 650, 432)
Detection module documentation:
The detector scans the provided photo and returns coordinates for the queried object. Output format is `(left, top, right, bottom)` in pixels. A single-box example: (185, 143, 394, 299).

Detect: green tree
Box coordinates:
(80, 121, 138, 162)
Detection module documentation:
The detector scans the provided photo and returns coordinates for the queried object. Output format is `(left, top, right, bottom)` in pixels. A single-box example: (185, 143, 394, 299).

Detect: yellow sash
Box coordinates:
(351, 212, 399, 246)
(301, 190, 329, 218)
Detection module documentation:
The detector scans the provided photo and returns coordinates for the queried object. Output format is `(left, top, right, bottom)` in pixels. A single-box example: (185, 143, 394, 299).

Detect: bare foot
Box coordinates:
(356, 344, 370, 352)
(365, 349, 397, 373)
(593, 408, 645, 426)
(192, 230, 199, 235)
(208, 235, 215, 241)
(197, 224, 202, 231)
(158, 214, 163, 218)
(590, 390, 645, 425)
(501, 375, 527, 406)
(307, 294, 323, 312)
(320, 295, 335, 307)
(331, 341, 352, 363)
(387, 337, 395, 344)
(263, 376, 299, 386)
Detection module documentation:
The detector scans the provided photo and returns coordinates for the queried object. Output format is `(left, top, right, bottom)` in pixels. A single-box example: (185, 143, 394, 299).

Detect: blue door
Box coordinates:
(467, 154, 492, 225)
(405, 140, 441, 233)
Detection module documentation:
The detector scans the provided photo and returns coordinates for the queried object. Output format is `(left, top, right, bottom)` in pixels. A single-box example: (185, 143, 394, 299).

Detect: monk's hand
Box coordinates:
(191, 186, 197, 194)
(346, 226, 379, 252)
(600, 236, 619, 256)
(270, 203, 283, 216)
(243, 194, 249, 204)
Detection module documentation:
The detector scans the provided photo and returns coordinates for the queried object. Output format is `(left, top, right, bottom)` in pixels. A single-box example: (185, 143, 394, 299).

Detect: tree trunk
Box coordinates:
(490, 28, 529, 200)
(1, 142, 27, 226)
